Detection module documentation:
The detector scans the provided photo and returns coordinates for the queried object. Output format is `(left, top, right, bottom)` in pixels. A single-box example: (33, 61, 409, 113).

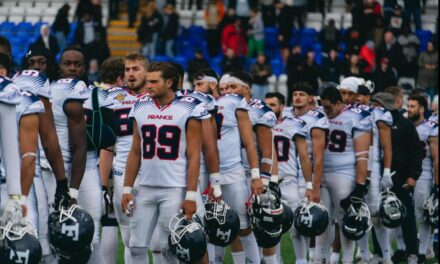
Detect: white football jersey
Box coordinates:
(177, 89, 217, 174)
(107, 87, 145, 172)
(273, 116, 307, 179)
(12, 70, 51, 99)
(416, 120, 438, 180)
(216, 94, 249, 177)
(367, 106, 393, 163)
(428, 113, 438, 124)
(51, 78, 90, 169)
(241, 98, 277, 171)
(129, 95, 209, 187)
(324, 105, 372, 179)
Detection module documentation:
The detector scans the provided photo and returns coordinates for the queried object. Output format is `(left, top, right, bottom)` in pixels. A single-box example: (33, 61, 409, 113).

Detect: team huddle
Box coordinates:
(0, 47, 438, 264)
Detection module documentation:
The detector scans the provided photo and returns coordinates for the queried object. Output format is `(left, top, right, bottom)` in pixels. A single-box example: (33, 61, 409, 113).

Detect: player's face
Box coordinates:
(355, 94, 370, 105)
(292, 91, 309, 107)
(125, 60, 147, 92)
(321, 99, 338, 118)
(226, 83, 246, 96)
(194, 80, 210, 94)
(340, 89, 355, 104)
(407, 100, 422, 121)
(26, 55, 48, 73)
(219, 83, 227, 95)
(60, 50, 85, 79)
(146, 71, 171, 98)
(264, 97, 283, 118)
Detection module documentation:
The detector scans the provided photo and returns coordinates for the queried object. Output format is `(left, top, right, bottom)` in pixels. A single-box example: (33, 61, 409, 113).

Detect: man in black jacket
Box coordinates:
(371, 92, 423, 264)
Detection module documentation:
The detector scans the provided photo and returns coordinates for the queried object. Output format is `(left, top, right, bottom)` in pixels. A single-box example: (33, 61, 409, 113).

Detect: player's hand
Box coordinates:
(431, 184, 438, 196)
(2, 195, 27, 225)
(102, 185, 114, 214)
(305, 189, 313, 202)
(251, 178, 264, 195)
(54, 190, 71, 211)
(381, 170, 395, 190)
(182, 200, 197, 220)
(208, 185, 222, 202)
(312, 186, 321, 203)
(340, 183, 366, 210)
(403, 177, 416, 190)
(121, 193, 135, 216)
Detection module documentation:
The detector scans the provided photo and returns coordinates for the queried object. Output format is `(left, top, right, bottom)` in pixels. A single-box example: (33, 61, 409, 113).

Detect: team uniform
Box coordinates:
(128, 95, 208, 261)
(315, 105, 372, 264)
(414, 119, 438, 256)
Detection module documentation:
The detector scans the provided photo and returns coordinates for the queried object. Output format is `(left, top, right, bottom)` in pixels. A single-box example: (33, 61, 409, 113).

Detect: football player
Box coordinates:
(219, 73, 230, 96)
(407, 96, 438, 264)
(314, 86, 372, 264)
(215, 73, 263, 263)
(121, 62, 209, 263)
(265, 92, 314, 264)
(225, 71, 277, 263)
(353, 80, 394, 264)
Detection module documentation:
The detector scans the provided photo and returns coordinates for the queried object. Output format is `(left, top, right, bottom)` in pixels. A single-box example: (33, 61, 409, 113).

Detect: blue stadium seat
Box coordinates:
(264, 27, 279, 60)
(151, 55, 169, 62)
(245, 57, 256, 71)
(270, 58, 284, 76)
(171, 56, 188, 71)
(67, 22, 78, 45)
(299, 28, 317, 51)
(313, 43, 323, 65)
(210, 56, 222, 75)
(16, 22, 33, 33)
(416, 30, 433, 52)
(0, 22, 15, 35)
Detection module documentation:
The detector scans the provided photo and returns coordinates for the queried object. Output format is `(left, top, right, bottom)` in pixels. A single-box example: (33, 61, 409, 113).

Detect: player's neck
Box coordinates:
(155, 92, 176, 106)
(293, 106, 308, 116)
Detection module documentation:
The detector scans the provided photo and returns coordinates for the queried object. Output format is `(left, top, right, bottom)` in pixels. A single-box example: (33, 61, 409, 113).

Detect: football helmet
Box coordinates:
(48, 204, 94, 261)
(0, 222, 42, 264)
(423, 192, 438, 227)
(341, 198, 372, 241)
(281, 202, 294, 234)
(168, 214, 207, 263)
(293, 199, 329, 237)
(204, 200, 240, 247)
(248, 188, 284, 248)
(378, 190, 406, 228)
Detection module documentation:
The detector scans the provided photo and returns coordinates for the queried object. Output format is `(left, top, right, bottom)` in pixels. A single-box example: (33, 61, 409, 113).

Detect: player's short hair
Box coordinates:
(0, 53, 11, 74)
(320, 86, 343, 104)
(230, 71, 253, 88)
(170, 62, 184, 81)
(61, 46, 87, 62)
(148, 62, 179, 91)
(100, 57, 125, 84)
(125, 52, 148, 69)
(0, 36, 11, 54)
(265, 92, 285, 105)
(193, 68, 218, 82)
(408, 95, 428, 110)
(384, 86, 403, 98)
(292, 81, 313, 95)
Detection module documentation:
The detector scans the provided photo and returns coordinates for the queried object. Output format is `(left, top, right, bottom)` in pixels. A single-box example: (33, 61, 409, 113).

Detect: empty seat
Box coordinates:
(306, 21, 323, 31)
(43, 8, 58, 16)
(9, 7, 25, 15)
(1, 2, 17, 8)
(8, 15, 23, 24)
(25, 16, 41, 24)
(422, 14, 437, 23)
(0, 7, 9, 15)
(171, 56, 188, 70)
(17, 2, 33, 8)
(34, 2, 50, 9)
(307, 12, 323, 22)
(270, 59, 284, 76)
(41, 16, 55, 24)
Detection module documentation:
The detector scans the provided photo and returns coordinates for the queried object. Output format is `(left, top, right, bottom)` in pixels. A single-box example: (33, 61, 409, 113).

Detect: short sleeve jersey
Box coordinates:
(129, 95, 209, 187)
(51, 78, 90, 169)
(273, 116, 307, 179)
(12, 70, 51, 99)
(216, 94, 249, 176)
(0, 77, 21, 105)
(368, 105, 393, 163)
(324, 105, 372, 179)
(416, 120, 438, 180)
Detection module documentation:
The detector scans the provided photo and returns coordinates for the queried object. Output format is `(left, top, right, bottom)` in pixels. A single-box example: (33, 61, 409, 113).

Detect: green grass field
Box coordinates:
(114, 233, 438, 263)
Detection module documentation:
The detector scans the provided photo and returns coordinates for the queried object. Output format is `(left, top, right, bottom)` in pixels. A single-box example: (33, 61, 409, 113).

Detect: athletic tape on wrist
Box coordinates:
(69, 188, 78, 200)
(123, 186, 133, 194)
(185, 191, 198, 201)
(306, 181, 313, 190)
(261, 158, 273, 166)
(251, 168, 260, 179)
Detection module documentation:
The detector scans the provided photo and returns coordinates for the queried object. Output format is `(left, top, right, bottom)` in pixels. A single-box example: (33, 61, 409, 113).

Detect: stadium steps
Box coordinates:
(107, 18, 140, 56)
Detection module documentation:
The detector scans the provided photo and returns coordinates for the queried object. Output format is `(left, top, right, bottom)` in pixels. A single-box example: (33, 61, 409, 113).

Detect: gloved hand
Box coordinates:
(102, 185, 114, 214)
(340, 183, 366, 210)
(364, 177, 371, 196)
(1, 195, 27, 226)
(381, 168, 395, 190)
(431, 184, 438, 196)
(54, 179, 71, 210)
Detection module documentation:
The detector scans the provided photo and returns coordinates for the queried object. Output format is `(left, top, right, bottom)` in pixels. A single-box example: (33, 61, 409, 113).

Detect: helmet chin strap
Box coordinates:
(59, 204, 79, 223)
(0, 221, 35, 241)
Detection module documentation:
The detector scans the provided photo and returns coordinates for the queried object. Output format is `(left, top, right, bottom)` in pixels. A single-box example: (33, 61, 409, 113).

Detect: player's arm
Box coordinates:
(354, 131, 371, 185)
(237, 110, 263, 195)
(18, 114, 39, 196)
(430, 136, 438, 185)
(295, 135, 313, 201)
(99, 147, 114, 188)
(65, 101, 87, 200)
(311, 128, 326, 202)
(377, 121, 392, 171)
(202, 117, 222, 200)
(122, 120, 141, 215)
(255, 125, 273, 176)
(184, 119, 203, 219)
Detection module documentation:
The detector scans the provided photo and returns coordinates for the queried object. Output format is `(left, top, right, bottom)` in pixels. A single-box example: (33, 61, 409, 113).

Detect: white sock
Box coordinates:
(101, 227, 118, 264)
(231, 251, 246, 263)
(309, 247, 315, 261)
(263, 254, 277, 264)
(330, 252, 339, 263)
(276, 243, 282, 263)
(419, 223, 431, 254)
(215, 246, 225, 264)
(373, 221, 391, 261)
(358, 233, 371, 261)
(239, 233, 260, 264)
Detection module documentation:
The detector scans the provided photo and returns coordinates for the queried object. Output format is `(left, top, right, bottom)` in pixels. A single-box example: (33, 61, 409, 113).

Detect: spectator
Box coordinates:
(221, 48, 244, 73)
(286, 44, 304, 100)
(0, 53, 11, 77)
(127, 0, 139, 28)
(385, 86, 407, 114)
(359, 0, 382, 41)
(52, 4, 71, 52)
(0, 36, 17, 75)
(160, 3, 179, 58)
(75, 0, 92, 21)
(31, 24, 60, 58)
(373, 57, 398, 93)
(359, 40, 376, 79)
(307, 0, 325, 16)
(417, 41, 438, 97)
(137, 0, 163, 59)
(397, 23, 420, 78)
(290, 0, 307, 29)
(228, 0, 254, 32)
(275, 1, 293, 61)
(297, 50, 319, 94)
(87, 58, 100, 83)
(247, 9, 265, 58)
(344, 53, 363, 78)
(109, 0, 120, 19)
(376, 30, 404, 75)
(373, 17, 385, 50)
(221, 16, 247, 56)
(344, 26, 363, 55)
(205, 0, 225, 56)
(389, 4, 404, 35)
(250, 54, 273, 100)
(319, 19, 341, 53)
(260, 0, 276, 26)
(403, 0, 422, 31)
(320, 48, 343, 83)
(23, 46, 59, 82)
(187, 49, 210, 83)
(346, 0, 364, 27)
(383, 0, 398, 26)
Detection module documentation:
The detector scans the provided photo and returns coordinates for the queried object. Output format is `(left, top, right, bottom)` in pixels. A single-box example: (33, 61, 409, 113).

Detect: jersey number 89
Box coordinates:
(141, 125, 181, 160)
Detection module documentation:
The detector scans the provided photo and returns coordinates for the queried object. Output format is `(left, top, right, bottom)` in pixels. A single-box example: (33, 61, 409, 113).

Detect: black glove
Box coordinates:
(54, 179, 71, 210)
(431, 184, 438, 196)
(364, 178, 371, 196)
(340, 183, 366, 211)
(268, 181, 282, 200)
(102, 185, 114, 214)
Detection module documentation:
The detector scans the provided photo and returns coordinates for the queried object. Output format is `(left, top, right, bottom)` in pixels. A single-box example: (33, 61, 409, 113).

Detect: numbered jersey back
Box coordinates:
(13, 70, 51, 99)
(324, 105, 372, 179)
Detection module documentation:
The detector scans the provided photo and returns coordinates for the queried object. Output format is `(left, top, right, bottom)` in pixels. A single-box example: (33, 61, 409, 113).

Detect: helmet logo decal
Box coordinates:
(61, 223, 79, 241)
(9, 249, 30, 264)
(216, 228, 231, 242)
(300, 214, 314, 228)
